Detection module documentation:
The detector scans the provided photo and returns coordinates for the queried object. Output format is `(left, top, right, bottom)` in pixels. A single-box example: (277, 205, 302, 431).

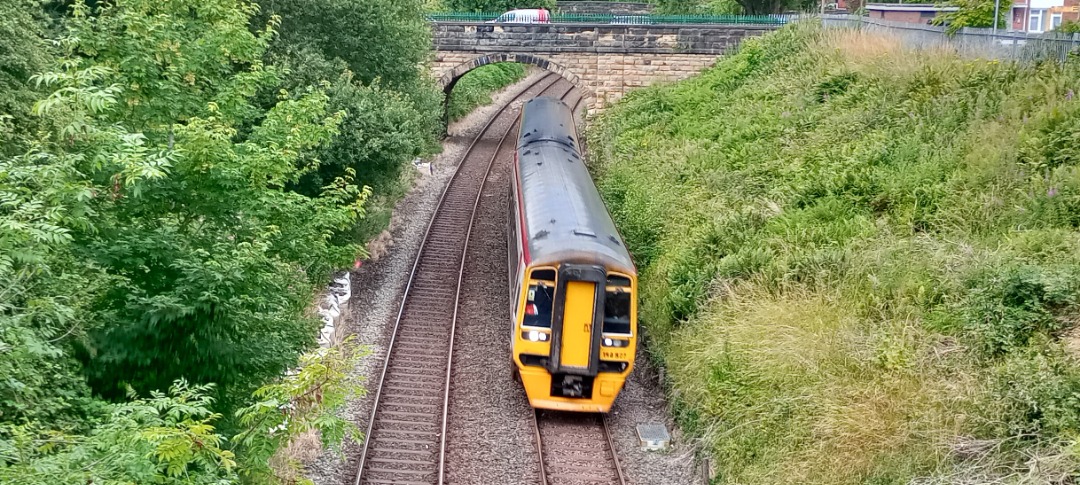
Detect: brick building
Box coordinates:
(864, 3, 959, 24)
(1010, 0, 1079, 32)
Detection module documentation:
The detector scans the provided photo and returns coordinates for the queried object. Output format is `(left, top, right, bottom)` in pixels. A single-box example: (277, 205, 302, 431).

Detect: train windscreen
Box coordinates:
(524, 284, 554, 328)
(603, 290, 631, 335)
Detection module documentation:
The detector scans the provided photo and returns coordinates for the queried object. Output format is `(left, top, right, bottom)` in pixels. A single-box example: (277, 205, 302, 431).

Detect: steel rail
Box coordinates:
(601, 414, 628, 485)
(352, 72, 567, 485)
(435, 75, 578, 485)
(532, 411, 628, 485)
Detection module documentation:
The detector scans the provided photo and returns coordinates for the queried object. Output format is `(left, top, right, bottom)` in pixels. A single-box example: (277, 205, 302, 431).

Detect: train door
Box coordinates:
(547, 264, 605, 398)
(559, 280, 594, 369)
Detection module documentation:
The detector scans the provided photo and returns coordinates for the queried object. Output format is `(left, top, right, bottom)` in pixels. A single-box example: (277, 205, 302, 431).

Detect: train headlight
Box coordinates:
(522, 330, 549, 342)
(602, 338, 630, 348)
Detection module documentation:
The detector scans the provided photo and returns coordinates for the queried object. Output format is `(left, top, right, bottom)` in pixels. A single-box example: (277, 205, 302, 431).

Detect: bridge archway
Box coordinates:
(437, 53, 593, 126)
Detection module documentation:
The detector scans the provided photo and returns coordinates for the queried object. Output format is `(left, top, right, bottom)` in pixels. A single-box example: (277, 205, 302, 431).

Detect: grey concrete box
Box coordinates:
(636, 423, 671, 451)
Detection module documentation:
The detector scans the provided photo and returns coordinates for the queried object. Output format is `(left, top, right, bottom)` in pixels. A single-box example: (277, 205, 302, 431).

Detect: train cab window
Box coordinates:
(603, 289, 632, 335)
(532, 269, 556, 280)
(524, 269, 556, 328)
(524, 282, 554, 328)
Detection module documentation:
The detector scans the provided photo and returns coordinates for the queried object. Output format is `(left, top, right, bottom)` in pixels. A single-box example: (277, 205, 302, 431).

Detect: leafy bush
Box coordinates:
(256, 0, 444, 247)
(258, 0, 432, 91)
(589, 22, 1080, 484)
(1059, 19, 1080, 34)
(442, 0, 555, 13)
(958, 265, 1080, 356)
(0, 381, 239, 485)
(932, 0, 1006, 34)
(0, 0, 55, 153)
(268, 47, 435, 200)
(984, 345, 1080, 438)
(0, 0, 404, 479)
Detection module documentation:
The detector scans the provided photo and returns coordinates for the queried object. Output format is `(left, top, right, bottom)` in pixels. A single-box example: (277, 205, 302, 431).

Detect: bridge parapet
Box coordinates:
(433, 22, 775, 55)
(432, 21, 779, 113)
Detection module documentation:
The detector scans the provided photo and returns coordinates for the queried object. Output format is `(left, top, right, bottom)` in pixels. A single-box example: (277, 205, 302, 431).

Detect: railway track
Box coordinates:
(353, 72, 580, 485)
(532, 409, 627, 485)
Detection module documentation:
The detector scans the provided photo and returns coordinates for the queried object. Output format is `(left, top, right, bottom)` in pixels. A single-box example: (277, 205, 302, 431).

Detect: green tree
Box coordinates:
(233, 337, 368, 482)
(1058, 19, 1080, 33)
(249, 0, 444, 249)
(257, 0, 433, 90)
(655, 0, 794, 14)
(0, 0, 55, 152)
(733, 0, 786, 14)
(441, 0, 554, 12)
(255, 0, 443, 197)
(266, 46, 435, 201)
(933, 0, 1006, 34)
(0, 380, 238, 485)
(2, 0, 384, 480)
(0, 128, 105, 428)
(30, 0, 365, 414)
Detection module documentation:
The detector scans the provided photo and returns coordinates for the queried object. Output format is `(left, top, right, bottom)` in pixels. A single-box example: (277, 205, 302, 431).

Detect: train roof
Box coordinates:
(515, 97, 636, 276)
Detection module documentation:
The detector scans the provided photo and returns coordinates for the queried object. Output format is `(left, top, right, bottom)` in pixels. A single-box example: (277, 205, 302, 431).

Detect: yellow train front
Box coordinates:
(506, 96, 637, 413)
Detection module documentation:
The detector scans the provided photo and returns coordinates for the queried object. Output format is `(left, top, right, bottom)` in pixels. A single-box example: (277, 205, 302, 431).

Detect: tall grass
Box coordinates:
(589, 22, 1080, 484)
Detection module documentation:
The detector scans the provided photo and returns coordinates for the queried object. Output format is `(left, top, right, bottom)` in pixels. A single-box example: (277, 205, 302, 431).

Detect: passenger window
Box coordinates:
(603, 289, 632, 334)
(524, 281, 554, 328)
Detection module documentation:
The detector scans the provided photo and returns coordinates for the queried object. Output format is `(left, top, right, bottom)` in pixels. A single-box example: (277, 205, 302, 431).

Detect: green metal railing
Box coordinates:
(427, 12, 793, 25)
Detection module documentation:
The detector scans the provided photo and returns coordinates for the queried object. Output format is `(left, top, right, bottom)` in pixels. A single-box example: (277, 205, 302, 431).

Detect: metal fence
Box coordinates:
(427, 11, 793, 25)
(819, 14, 1080, 64)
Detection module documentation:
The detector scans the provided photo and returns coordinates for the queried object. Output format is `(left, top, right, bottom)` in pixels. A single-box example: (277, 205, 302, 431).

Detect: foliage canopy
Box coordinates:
(932, 0, 1006, 34)
(441, 0, 555, 12)
(0, 0, 442, 481)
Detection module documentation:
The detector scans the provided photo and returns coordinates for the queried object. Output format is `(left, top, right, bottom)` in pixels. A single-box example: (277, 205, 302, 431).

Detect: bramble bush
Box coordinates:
(589, 22, 1080, 484)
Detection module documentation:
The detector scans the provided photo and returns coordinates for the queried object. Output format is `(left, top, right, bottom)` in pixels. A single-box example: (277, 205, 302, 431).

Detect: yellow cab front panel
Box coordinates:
(512, 265, 637, 413)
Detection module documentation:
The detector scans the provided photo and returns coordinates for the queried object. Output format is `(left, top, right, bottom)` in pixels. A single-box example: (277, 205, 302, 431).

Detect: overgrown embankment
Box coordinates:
(589, 23, 1080, 484)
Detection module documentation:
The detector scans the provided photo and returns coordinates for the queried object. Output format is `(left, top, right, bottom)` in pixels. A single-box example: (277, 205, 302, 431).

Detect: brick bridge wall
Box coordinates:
(431, 22, 777, 114)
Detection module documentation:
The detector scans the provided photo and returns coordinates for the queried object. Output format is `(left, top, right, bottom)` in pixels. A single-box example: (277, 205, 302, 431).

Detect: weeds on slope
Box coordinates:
(589, 23, 1080, 484)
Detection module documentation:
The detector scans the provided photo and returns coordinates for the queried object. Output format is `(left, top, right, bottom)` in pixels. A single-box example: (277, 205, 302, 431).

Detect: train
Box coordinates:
(506, 96, 638, 413)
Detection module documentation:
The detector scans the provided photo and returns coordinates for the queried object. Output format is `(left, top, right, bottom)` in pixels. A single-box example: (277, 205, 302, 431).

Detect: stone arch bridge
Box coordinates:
(432, 22, 780, 115)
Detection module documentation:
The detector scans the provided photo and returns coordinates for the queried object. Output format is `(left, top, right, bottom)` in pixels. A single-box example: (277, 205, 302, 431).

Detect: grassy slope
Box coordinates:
(448, 62, 528, 121)
(589, 23, 1080, 484)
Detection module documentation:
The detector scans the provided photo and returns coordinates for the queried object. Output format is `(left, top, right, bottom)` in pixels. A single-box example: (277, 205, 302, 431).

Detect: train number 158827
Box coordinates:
(600, 350, 627, 360)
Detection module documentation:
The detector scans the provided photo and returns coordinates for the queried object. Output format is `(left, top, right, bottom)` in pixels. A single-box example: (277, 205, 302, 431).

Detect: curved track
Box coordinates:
(353, 72, 582, 485)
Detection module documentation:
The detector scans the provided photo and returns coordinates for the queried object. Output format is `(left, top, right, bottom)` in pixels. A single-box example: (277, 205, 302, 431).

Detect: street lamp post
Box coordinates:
(993, 0, 1000, 34)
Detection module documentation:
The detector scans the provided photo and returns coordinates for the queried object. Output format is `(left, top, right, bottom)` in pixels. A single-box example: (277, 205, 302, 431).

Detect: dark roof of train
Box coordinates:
(516, 97, 636, 275)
